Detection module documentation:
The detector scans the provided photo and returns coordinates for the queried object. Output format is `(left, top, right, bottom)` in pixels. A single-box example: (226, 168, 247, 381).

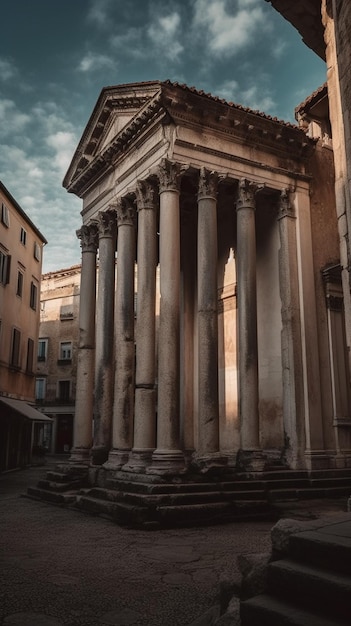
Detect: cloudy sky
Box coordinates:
(1, 0, 326, 272)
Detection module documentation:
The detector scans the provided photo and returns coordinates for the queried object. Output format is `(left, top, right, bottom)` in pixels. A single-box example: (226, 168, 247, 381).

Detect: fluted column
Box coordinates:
(148, 159, 184, 474)
(278, 189, 304, 468)
(195, 168, 226, 471)
(236, 178, 263, 470)
(125, 181, 157, 472)
(91, 210, 116, 465)
(105, 197, 136, 470)
(70, 223, 98, 464)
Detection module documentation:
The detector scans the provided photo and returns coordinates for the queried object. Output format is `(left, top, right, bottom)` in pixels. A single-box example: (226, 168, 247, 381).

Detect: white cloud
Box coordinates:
(110, 27, 145, 59)
(78, 52, 115, 73)
(0, 97, 82, 272)
(87, 0, 113, 28)
(0, 99, 30, 135)
(147, 11, 184, 61)
(240, 85, 276, 113)
(46, 131, 78, 176)
(215, 79, 240, 102)
(272, 39, 288, 59)
(0, 57, 17, 81)
(193, 0, 269, 57)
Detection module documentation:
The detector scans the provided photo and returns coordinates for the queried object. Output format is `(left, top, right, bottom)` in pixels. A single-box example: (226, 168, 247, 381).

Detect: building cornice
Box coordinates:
(63, 80, 316, 198)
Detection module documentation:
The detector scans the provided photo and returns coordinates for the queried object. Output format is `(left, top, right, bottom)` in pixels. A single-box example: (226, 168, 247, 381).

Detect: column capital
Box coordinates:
(278, 188, 296, 220)
(76, 223, 98, 252)
(236, 178, 264, 210)
(198, 167, 218, 201)
(94, 209, 116, 238)
(115, 197, 136, 227)
(136, 180, 158, 211)
(158, 159, 181, 193)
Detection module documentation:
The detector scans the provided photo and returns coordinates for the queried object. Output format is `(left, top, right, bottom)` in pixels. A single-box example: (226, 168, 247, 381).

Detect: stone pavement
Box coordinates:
(0, 457, 348, 626)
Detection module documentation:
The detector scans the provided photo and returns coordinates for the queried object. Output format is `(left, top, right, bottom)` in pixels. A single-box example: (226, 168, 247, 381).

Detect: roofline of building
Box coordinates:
(63, 80, 316, 197)
(0, 180, 48, 244)
(42, 263, 82, 280)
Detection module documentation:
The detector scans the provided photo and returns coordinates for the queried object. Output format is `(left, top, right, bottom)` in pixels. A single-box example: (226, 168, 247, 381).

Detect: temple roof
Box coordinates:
(63, 80, 316, 197)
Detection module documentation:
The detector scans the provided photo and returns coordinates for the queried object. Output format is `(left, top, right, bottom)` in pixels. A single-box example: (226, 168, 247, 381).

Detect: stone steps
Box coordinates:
(240, 594, 349, 626)
(37, 479, 83, 492)
(75, 486, 275, 528)
(75, 494, 149, 526)
(240, 513, 351, 625)
(26, 486, 77, 505)
(289, 530, 351, 575)
(26, 464, 351, 528)
(269, 485, 351, 501)
(267, 558, 351, 621)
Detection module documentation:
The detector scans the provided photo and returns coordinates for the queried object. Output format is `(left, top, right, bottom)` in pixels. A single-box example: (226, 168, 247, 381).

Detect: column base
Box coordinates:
(69, 447, 91, 466)
(146, 449, 186, 476)
(103, 448, 130, 471)
(192, 452, 228, 474)
(90, 445, 109, 466)
(122, 448, 154, 473)
(304, 450, 335, 471)
(236, 449, 267, 473)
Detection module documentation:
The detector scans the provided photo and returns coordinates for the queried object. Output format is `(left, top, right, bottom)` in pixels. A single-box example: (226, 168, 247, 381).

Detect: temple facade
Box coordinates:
(62, 80, 349, 484)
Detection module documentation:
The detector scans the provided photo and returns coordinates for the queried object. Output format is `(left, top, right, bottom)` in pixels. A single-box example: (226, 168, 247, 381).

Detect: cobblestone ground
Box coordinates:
(0, 458, 273, 626)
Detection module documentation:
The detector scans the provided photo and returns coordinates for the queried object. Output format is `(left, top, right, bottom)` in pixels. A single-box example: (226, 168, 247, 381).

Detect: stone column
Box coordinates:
(294, 188, 324, 469)
(278, 189, 304, 468)
(124, 180, 157, 472)
(105, 197, 136, 470)
(69, 223, 98, 464)
(91, 210, 116, 465)
(148, 159, 185, 474)
(236, 178, 264, 470)
(195, 167, 226, 471)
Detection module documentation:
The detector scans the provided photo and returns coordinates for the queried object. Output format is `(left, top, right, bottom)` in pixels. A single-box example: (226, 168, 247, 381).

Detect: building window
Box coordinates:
(16, 271, 23, 297)
(10, 328, 21, 368)
(59, 341, 72, 361)
(1, 203, 9, 227)
(30, 281, 38, 310)
(34, 242, 41, 261)
(26, 338, 34, 373)
(20, 227, 27, 245)
(0, 251, 11, 285)
(58, 380, 70, 401)
(35, 377, 46, 401)
(60, 304, 74, 320)
(37, 338, 48, 361)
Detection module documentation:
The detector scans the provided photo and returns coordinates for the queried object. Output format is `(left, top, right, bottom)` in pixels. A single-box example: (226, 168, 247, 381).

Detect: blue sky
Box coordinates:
(0, 0, 326, 272)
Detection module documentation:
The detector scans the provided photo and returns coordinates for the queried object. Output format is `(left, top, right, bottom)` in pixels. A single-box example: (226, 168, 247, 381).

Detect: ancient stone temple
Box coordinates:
(32, 80, 350, 526)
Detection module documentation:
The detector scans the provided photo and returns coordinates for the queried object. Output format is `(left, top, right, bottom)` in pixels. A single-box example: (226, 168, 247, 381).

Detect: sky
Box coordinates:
(0, 0, 327, 273)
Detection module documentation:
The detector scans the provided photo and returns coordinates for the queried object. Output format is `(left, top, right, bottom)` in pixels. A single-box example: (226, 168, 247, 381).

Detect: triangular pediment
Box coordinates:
(63, 81, 163, 191)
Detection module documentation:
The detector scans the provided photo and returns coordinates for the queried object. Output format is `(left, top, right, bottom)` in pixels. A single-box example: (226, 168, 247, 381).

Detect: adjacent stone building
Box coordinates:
(0, 180, 48, 472)
(60, 79, 349, 488)
(266, 0, 351, 431)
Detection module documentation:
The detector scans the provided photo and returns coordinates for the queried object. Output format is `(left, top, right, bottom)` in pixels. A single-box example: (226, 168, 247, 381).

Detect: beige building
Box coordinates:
(36, 265, 81, 454)
(58, 79, 349, 491)
(0, 180, 48, 472)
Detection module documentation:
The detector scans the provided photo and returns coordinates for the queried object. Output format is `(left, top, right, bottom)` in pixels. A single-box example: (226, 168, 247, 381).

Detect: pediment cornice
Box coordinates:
(63, 80, 316, 197)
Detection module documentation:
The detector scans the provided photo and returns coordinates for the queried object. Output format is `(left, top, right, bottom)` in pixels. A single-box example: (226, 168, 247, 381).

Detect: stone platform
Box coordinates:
(26, 463, 351, 529)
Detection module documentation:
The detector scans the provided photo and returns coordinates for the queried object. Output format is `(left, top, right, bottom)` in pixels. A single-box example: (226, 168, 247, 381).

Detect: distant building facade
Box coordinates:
(0, 180, 48, 471)
(61, 80, 349, 479)
(36, 265, 81, 454)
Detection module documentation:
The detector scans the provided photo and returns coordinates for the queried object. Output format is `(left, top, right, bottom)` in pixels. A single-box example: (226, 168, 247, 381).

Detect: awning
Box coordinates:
(0, 397, 53, 421)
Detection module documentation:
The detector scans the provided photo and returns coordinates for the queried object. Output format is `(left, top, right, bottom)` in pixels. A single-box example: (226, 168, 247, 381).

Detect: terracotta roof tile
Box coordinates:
(163, 80, 299, 129)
